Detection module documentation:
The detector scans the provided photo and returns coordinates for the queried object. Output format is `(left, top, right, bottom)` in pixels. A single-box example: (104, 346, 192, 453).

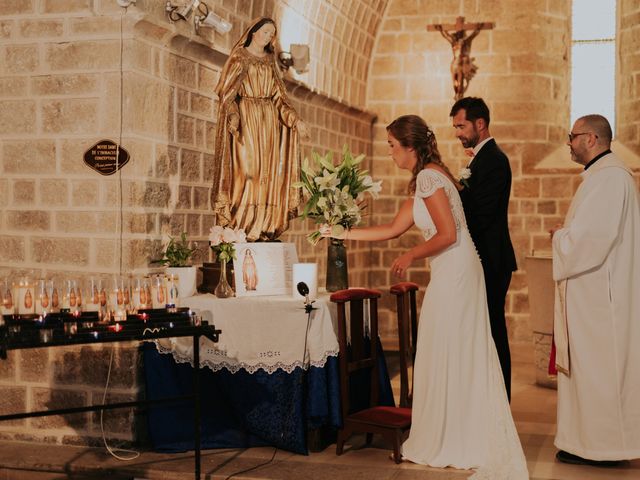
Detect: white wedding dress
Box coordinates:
(401, 169, 529, 479)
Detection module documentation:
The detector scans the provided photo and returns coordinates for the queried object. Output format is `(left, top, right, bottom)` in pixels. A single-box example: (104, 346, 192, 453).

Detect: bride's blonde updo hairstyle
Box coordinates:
(386, 114, 453, 194)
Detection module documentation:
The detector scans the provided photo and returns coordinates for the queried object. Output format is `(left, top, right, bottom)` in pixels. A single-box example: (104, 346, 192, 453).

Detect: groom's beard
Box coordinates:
(457, 128, 480, 149)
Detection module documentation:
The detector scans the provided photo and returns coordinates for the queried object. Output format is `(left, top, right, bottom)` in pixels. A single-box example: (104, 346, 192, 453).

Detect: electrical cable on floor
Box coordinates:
(223, 446, 278, 480)
(224, 303, 314, 479)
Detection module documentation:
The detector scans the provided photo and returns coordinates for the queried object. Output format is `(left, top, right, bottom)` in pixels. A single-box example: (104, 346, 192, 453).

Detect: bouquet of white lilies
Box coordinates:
(294, 145, 382, 244)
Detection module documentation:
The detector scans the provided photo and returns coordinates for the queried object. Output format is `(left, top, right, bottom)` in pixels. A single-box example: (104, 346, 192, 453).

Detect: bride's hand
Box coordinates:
(391, 253, 413, 278)
(319, 224, 333, 237)
(319, 224, 347, 240)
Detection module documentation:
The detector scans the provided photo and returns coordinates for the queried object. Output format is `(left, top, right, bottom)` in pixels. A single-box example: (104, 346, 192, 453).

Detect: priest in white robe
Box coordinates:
(550, 114, 640, 466)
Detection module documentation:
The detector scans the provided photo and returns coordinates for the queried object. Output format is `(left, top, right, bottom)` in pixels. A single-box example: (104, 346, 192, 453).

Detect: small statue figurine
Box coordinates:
(242, 248, 258, 291)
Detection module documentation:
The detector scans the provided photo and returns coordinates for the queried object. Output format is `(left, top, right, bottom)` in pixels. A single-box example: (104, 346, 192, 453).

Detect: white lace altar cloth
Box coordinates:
(153, 294, 339, 374)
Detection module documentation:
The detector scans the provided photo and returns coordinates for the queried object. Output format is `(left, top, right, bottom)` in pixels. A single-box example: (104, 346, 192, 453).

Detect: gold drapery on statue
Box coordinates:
(211, 17, 302, 241)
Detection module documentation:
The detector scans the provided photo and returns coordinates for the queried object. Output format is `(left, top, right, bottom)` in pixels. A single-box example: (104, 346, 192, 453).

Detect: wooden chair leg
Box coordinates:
(336, 429, 346, 455)
(393, 429, 403, 463)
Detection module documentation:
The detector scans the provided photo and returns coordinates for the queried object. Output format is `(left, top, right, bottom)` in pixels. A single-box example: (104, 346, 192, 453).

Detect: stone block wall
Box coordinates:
(0, 0, 378, 274)
(0, 343, 143, 445)
(619, 0, 640, 156)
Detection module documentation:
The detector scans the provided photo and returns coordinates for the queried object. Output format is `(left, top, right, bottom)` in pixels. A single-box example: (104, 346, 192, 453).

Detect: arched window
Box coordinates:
(571, 0, 616, 133)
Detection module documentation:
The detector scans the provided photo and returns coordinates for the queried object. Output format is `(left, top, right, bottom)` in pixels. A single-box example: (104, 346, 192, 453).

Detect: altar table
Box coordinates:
(144, 293, 394, 454)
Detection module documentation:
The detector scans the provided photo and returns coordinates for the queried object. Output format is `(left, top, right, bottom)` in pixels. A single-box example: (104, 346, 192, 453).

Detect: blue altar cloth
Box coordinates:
(143, 341, 394, 455)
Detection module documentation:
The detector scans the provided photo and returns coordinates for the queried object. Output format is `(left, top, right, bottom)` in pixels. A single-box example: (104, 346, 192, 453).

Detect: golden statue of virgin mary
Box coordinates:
(211, 17, 309, 242)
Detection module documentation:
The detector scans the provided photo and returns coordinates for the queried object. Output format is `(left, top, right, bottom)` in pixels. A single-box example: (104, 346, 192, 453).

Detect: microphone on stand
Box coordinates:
(296, 282, 316, 313)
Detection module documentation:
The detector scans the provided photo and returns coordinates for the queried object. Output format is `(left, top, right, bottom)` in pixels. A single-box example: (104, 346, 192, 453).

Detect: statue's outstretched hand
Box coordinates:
(296, 120, 310, 141)
(228, 114, 240, 136)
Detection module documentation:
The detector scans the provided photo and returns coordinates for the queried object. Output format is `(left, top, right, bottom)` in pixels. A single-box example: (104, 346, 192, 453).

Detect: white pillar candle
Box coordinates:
(292, 263, 318, 300)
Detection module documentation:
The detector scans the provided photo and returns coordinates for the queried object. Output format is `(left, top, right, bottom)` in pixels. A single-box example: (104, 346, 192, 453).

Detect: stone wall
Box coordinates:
(0, 343, 143, 446)
(619, 0, 640, 156)
(0, 0, 380, 279)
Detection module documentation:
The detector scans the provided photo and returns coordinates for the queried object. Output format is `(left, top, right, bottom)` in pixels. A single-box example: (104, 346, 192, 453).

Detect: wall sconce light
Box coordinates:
(166, 0, 202, 22)
(277, 44, 310, 74)
(195, 10, 232, 35)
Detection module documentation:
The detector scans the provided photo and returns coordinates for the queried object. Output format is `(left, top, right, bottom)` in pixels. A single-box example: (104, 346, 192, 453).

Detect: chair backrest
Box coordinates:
(390, 282, 419, 408)
(330, 288, 383, 419)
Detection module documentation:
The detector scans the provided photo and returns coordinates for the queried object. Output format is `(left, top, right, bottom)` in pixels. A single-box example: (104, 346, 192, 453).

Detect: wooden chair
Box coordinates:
(390, 282, 419, 408)
(330, 288, 411, 463)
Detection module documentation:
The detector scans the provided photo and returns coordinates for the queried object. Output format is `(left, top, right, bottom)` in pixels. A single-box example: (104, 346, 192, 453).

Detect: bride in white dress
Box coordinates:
(322, 115, 528, 479)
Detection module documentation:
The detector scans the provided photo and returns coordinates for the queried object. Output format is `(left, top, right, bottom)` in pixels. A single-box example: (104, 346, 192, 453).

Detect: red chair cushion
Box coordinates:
(390, 282, 419, 295)
(348, 406, 412, 428)
(330, 288, 382, 302)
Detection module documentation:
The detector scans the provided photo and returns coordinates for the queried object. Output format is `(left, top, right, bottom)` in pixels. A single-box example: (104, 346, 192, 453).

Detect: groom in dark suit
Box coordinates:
(450, 97, 517, 400)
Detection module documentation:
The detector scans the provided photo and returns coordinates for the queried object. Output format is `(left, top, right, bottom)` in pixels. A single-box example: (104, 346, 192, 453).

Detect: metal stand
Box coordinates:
(0, 310, 220, 480)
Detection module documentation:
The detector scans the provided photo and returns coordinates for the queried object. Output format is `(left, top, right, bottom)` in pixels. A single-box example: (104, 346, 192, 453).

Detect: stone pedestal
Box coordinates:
(525, 255, 557, 389)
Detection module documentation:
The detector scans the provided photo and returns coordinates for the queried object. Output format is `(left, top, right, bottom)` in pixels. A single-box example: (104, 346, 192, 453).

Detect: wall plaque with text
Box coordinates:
(83, 140, 130, 176)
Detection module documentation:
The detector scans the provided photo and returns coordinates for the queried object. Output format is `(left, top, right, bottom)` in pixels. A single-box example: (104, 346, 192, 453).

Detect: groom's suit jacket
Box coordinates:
(460, 139, 517, 275)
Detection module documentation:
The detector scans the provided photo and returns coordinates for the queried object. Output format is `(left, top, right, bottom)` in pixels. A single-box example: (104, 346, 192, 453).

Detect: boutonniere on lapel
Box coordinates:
(458, 148, 475, 188)
(458, 167, 472, 188)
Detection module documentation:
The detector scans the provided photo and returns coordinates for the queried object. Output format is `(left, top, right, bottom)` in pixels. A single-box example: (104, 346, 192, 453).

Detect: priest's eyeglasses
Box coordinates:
(568, 132, 597, 142)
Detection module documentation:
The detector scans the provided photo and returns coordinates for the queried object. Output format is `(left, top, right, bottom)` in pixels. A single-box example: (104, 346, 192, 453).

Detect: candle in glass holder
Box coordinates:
(60, 279, 71, 311)
(84, 277, 102, 313)
(51, 284, 60, 311)
(0, 279, 14, 316)
(165, 274, 179, 309)
(35, 279, 52, 316)
(15, 277, 35, 315)
(71, 279, 82, 315)
(108, 277, 127, 321)
(151, 274, 167, 309)
(131, 276, 150, 312)
(61, 279, 81, 314)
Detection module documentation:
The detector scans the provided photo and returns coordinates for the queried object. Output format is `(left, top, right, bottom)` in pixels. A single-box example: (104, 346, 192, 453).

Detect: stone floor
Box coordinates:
(0, 343, 638, 480)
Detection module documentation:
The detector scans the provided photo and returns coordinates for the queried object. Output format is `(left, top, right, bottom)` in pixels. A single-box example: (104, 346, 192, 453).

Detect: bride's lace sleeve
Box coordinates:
(415, 169, 446, 198)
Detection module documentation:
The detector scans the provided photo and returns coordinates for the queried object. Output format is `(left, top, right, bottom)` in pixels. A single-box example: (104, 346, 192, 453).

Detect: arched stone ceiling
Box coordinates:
(272, 0, 391, 108)
(208, 0, 391, 109)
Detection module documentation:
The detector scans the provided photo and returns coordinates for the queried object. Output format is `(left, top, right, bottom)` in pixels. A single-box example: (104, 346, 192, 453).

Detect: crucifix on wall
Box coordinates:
(427, 16, 495, 100)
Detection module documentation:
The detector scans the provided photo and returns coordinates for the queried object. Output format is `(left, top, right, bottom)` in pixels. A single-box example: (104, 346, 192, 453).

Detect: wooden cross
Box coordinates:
(427, 16, 495, 100)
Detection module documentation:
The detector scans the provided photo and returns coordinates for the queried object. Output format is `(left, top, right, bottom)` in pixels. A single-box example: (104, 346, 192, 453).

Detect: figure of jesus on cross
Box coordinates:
(428, 17, 494, 100)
